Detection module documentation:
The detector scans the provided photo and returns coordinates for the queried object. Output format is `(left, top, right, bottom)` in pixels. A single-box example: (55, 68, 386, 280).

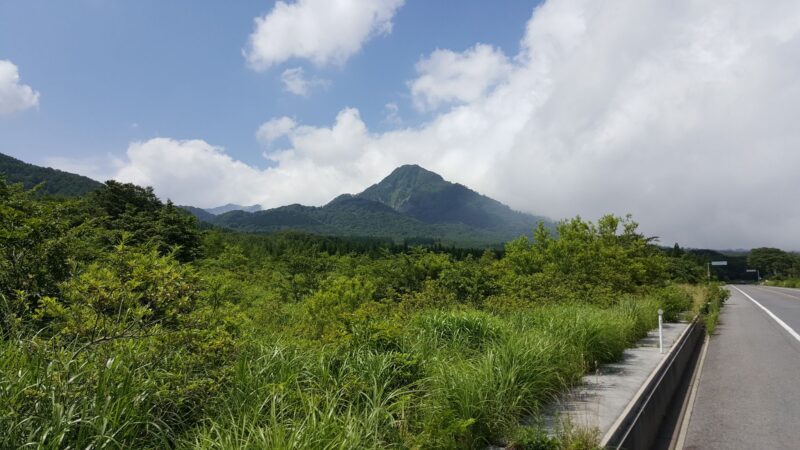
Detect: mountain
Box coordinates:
(357, 165, 548, 238)
(205, 203, 262, 215)
(0, 152, 103, 196)
(0, 152, 549, 246)
(212, 196, 438, 238)
(178, 205, 217, 223)
(196, 165, 552, 247)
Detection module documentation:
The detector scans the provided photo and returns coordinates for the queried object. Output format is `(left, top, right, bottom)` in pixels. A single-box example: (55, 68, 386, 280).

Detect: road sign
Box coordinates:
(711, 261, 728, 266)
(746, 269, 757, 273)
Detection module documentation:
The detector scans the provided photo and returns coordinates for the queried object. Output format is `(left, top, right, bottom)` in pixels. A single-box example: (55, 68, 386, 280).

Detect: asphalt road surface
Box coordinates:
(683, 285, 800, 449)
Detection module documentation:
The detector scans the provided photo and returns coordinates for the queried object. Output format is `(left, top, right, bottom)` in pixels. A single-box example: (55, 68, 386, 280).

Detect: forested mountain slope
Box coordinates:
(196, 165, 552, 246)
(0, 152, 102, 196)
(0, 152, 551, 246)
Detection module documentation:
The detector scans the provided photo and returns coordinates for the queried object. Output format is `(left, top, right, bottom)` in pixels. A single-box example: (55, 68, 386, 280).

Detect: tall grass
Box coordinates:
(184, 343, 414, 449)
(421, 329, 582, 447)
(0, 339, 173, 449)
(2, 294, 683, 449)
(703, 284, 729, 335)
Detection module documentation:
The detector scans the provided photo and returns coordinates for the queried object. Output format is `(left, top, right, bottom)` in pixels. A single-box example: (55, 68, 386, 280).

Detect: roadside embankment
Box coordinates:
(544, 319, 701, 449)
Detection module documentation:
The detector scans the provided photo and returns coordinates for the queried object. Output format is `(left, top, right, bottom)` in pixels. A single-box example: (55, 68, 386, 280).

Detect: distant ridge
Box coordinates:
(187, 165, 553, 247)
(205, 203, 262, 215)
(0, 152, 103, 196)
(0, 152, 552, 247)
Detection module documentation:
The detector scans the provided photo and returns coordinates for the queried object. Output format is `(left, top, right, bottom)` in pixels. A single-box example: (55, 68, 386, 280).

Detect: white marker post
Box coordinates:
(658, 309, 664, 354)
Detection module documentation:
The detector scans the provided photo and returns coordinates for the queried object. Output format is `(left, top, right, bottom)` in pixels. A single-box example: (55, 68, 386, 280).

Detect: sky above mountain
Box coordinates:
(1, 0, 800, 250)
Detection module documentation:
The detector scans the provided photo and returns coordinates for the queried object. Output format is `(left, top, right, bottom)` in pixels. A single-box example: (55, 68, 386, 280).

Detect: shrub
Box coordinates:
(653, 285, 693, 322)
(703, 284, 730, 335)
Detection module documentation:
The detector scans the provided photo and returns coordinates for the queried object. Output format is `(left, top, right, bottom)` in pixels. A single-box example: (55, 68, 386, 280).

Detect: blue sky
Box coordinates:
(0, 0, 537, 168)
(2, 0, 800, 249)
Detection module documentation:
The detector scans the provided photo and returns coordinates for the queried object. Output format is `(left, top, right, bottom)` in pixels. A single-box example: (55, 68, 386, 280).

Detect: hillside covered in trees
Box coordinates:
(0, 152, 102, 197)
(187, 165, 554, 247)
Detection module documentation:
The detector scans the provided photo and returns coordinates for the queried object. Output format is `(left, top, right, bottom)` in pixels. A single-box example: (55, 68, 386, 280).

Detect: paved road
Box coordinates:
(683, 285, 800, 449)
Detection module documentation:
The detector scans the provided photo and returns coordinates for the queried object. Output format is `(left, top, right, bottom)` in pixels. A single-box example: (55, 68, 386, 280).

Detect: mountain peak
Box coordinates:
(357, 165, 447, 211)
(387, 164, 444, 181)
(357, 164, 548, 236)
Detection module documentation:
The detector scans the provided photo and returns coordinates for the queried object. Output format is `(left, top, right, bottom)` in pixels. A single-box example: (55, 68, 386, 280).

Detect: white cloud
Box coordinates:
(256, 116, 296, 145)
(382, 102, 401, 125)
(0, 60, 40, 115)
(114, 138, 273, 208)
(409, 44, 511, 111)
(245, 0, 405, 70)
(109, 0, 800, 249)
(280, 67, 329, 96)
(109, 136, 370, 209)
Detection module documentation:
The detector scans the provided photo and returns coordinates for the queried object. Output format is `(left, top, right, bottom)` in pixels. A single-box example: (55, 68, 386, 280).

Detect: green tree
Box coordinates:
(34, 243, 201, 345)
(88, 181, 201, 261)
(748, 247, 794, 277)
(500, 215, 667, 304)
(304, 275, 376, 340)
(0, 177, 74, 336)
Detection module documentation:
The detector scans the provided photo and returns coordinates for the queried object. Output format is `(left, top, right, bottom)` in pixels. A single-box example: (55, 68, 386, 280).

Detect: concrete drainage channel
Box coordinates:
(601, 317, 705, 450)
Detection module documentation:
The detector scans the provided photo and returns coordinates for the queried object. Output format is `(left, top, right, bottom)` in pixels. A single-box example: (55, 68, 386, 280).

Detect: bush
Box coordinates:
(653, 285, 693, 322)
(703, 284, 730, 335)
(0, 178, 692, 449)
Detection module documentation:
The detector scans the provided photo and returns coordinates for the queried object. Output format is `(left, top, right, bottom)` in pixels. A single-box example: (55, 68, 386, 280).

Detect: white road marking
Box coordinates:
(731, 285, 800, 344)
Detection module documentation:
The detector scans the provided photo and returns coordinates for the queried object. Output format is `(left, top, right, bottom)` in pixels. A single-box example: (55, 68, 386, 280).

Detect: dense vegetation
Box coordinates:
(0, 175, 723, 449)
(0, 152, 103, 197)
(748, 247, 800, 277)
(185, 165, 553, 248)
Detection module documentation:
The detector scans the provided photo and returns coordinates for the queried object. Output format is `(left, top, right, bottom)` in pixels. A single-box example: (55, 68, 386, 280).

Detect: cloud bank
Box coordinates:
(244, 0, 405, 70)
(410, 44, 511, 111)
(110, 0, 800, 249)
(0, 60, 39, 115)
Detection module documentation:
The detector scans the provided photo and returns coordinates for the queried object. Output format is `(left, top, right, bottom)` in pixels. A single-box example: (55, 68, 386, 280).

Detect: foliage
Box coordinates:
(748, 247, 798, 278)
(0, 178, 75, 337)
(0, 175, 704, 449)
(0, 152, 103, 197)
(35, 243, 201, 342)
(499, 215, 667, 305)
(702, 284, 730, 335)
(665, 244, 705, 283)
(88, 181, 202, 262)
(654, 285, 694, 322)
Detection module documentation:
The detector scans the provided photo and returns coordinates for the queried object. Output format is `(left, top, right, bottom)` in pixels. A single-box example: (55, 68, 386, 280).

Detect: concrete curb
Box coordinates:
(600, 317, 704, 449)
